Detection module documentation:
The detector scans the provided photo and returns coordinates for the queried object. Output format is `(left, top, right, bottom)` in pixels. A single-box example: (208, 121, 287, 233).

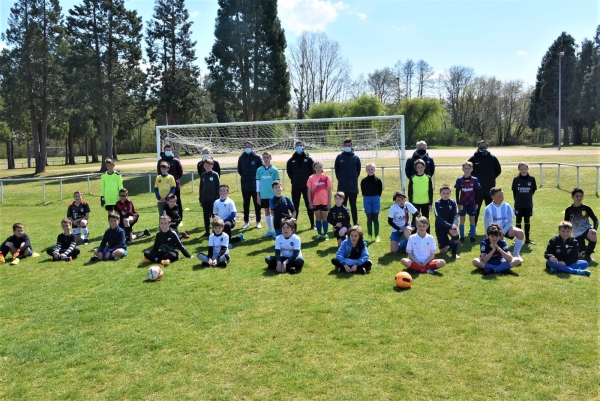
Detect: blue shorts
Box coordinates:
(363, 196, 381, 214)
(458, 203, 477, 217)
(390, 231, 405, 243)
(487, 257, 506, 266)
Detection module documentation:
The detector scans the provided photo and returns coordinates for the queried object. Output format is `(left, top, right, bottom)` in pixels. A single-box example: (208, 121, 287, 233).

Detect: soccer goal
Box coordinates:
(156, 115, 407, 189)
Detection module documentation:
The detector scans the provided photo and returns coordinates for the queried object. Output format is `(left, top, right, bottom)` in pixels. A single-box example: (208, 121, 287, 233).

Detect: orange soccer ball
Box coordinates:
(395, 271, 413, 288)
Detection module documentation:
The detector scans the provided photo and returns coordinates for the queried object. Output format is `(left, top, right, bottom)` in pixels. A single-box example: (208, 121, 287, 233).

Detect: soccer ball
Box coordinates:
(395, 271, 413, 288)
(147, 265, 163, 281)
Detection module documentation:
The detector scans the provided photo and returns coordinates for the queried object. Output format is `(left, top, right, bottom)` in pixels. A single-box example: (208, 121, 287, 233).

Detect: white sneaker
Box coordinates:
(256, 222, 262, 229)
(242, 222, 249, 229)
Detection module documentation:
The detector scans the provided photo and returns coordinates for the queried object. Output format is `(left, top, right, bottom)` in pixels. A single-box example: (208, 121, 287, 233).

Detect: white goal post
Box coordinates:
(156, 115, 407, 190)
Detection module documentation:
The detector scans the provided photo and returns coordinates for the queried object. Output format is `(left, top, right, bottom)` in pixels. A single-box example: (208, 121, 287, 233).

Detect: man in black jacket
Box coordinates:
(468, 140, 502, 225)
(334, 138, 361, 225)
(157, 144, 185, 221)
(237, 141, 263, 229)
(404, 140, 435, 178)
(286, 141, 315, 229)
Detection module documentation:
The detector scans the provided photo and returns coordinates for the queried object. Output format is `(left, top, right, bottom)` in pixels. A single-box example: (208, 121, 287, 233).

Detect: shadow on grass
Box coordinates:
(327, 269, 356, 279)
(377, 253, 404, 266)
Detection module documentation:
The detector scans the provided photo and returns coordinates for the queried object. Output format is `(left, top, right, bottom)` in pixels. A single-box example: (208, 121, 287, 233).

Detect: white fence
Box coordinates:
(0, 162, 598, 203)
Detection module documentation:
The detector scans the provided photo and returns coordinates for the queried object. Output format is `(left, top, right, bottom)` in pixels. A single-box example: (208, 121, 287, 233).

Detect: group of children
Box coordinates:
(0, 157, 596, 280)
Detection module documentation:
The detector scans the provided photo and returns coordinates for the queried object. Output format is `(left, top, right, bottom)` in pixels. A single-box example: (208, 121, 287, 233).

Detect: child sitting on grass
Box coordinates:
(265, 218, 304, 274)
(544, 221, 590, 276)
(327, 191, 351, 247)
(472, 223, 521, 275)
(92, 213, 127, 261)
(67, 190, 90, 245)
(0, 222, 40, 265)
(331, 225, 372, 274)
(434, 184, 460, 259)
(401, 216, 446, 275)
(564, 187, 598, 263)
(143, 215, 192, 266)
(197, 217, 230, 267)
(483, 187, 525, 259)
(115, 188, 151, 243)
(46, 218, 80, 261)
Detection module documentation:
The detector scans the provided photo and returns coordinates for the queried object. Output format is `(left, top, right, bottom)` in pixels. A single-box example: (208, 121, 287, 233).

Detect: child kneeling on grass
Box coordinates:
(0, 222, 40, 265)
(331, 225, 372, 274)
(92, 213, 127, 261)
(472, 223, 521, 275)
(265, 218, 304, 274)
(46, 218, 80, 261)
(197, 217, 230, 267)
(143, 215, 192, 266)
(544, 221, 590, 276)
(401, 216, 445, 275)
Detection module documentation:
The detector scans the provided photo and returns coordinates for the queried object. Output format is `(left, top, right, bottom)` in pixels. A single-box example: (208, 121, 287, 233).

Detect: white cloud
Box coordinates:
(354, 12, 367, 20)
(393, 22, 416, 33)
(279, 0, 348, 34)
(516, 50, 527, 56)
(190, 10, 199, 18)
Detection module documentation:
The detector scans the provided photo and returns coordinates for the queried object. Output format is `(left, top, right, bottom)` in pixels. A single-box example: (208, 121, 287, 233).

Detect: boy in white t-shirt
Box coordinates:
(265, 218, 304, 274)
(197, 217, 230, 267)
(213, 185, 245, 248)
(388, 191, 419, 253)
(401, 216, 446, 275)
(483, 187, 524, 258)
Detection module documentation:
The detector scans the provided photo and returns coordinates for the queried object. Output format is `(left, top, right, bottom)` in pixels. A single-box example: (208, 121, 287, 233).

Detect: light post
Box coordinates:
(558, 51, 564, 151)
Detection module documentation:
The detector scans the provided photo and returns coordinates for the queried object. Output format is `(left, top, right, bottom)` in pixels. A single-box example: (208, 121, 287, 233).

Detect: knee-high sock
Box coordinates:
(513, 239, 524, 257)
(322, 221, 329, 235)
(469, 224, 476, 238)
(374, 222, 380, 236)
(459, 224, 465, 238)
(486, 262, 511, 273)
(316, 220, 322, 235)
(82, 228, 89, 240)
(266, 215, 273, 231)
(587, 240, 596, 255)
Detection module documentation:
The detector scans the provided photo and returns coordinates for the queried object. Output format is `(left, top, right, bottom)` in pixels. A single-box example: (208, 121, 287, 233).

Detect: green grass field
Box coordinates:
(0, 151, 598, 400)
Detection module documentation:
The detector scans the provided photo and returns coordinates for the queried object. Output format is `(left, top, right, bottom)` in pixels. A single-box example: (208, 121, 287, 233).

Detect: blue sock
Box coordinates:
(494, 262, 512, 273)
(316, 221, 322, 235)
(399, 239, 408, 249)
(323, 221, 329, 235)
(82, 228, 89, 239)
(459, 225, 465, 238)
(469, 225, 476, 238)
(484, 263, 497, 273)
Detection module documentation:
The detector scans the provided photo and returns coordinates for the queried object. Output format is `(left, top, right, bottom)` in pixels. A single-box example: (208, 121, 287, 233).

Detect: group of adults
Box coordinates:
(404, 139, 501, 224)
(157, 138, 501, 229)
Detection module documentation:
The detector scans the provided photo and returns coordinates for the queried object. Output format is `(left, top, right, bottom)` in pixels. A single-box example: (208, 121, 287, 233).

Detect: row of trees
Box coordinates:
(0, 0, 597, 173)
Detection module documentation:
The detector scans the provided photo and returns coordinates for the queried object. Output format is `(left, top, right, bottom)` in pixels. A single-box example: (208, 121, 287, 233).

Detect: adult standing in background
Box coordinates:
(468, 139, 502, 225)
(404, 140, 435, 179)
(157, 144, 185, 221)
(334, 138, 361, 225)
(237, 141, 263, 229)
(286, 141, 315, 229)
(197, 147, 221, 177)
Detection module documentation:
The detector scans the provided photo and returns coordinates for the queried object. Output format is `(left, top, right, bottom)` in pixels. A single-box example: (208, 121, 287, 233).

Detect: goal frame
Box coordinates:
(156, 115, 407, 191)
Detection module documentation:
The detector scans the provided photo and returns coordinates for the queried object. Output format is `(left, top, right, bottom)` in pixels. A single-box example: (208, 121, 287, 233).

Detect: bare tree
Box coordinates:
(367, 67, 395, 104)
(415, 60, 435, 98)
(401, 59, 416, 100)
(288, 32, 352, 118)
(442, 65, 475, 130)
(347, 73, 367, 100)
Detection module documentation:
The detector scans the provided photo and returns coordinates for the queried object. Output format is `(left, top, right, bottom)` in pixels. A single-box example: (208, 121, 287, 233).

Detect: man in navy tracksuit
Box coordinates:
(237, 141, 263, 228)
(286, 141, 315, 229)
(334, 138, 361, 225)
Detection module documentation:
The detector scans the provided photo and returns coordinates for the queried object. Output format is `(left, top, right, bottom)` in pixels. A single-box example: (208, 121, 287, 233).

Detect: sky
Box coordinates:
(0, 0, 598, 88)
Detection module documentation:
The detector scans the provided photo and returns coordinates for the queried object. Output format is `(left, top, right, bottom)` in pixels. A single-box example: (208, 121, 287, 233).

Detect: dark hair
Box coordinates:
(108, 212, 120, 221)
(280, 218, 297, 232)
(393, 191, 406, 201)
(439, 184, 451, 193)
(414, 159, 425, 167)
(220, 184, 230, 192)
(334, 191, 345, 200)
(558, 221, 572, 230)
(347, 225, 364, 241)
(203, 158, 214, 166)
(489, 187, 502, 197)
(13, 223, 24, 231)
(167, 194, 177, 201)
(571, 187, 584, 197)
(271, 180, 281, 188)
(487, 223, 502, 236)
(211, 216, 225, 228)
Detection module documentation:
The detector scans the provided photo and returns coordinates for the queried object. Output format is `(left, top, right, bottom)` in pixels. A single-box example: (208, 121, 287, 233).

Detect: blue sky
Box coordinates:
(0, 0, 598, 87)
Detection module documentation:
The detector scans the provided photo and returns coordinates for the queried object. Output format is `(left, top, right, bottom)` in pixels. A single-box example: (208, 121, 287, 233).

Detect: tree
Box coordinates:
(528, 32, 577, 146)
(344, 94, 384, 117)
(1, 0, 65, 174)
(207, 0, 291, 122)
(571, 38, 597, 145)
(367, 68, 395, 104)
(66, 0, 145, 171)
(288, 31, 351, 118)
(146, 0, 209, 126)
(415, 60, 434, 98)
(399, 97, 444, 145)
(442, 65, 475, 132)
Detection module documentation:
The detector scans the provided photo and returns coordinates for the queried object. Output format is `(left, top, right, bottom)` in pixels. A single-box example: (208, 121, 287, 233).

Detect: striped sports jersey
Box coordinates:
(454, 176, 481, 205)
(483, 202, 514, 234)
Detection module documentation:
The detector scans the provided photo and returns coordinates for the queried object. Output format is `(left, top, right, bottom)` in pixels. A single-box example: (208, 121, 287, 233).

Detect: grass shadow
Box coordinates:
(327, 268, 355, 279)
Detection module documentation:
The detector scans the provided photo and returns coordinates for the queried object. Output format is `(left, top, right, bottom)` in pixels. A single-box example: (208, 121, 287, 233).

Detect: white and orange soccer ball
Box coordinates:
(395, 271, 413, 289)
(147, 265, 164, 281)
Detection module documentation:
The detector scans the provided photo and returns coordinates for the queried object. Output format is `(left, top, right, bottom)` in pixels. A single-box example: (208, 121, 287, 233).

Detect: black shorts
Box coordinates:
(435, 227, 453, 249)
(312, 205, 328, 212)
(576, 228, 593, 243)
(514, 208, 533, 217)
(260, 198, 271, 209)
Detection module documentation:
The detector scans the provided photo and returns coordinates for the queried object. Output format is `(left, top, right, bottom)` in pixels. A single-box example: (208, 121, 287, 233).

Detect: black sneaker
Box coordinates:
(482, 268, 495, 275)
(459, 237, 465, 243)
(470, 237, 476, 243)
(525, 239, 536, 245)
(288, 266, 297, 274)
(358, 267, 366, 275)
(144, 229, 151, 237)
(83, 239, 89, 245)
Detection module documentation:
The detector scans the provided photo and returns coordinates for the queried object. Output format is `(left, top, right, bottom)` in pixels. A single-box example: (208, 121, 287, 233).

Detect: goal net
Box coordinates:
(156, 116, 405, 162)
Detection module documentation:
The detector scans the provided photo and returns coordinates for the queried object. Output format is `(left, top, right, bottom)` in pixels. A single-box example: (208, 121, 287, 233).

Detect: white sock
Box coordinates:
(266, 216, 273, 231)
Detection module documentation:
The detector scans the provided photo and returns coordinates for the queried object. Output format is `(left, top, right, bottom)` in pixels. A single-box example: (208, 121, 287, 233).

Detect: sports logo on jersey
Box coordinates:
(290, 242, 294, 246)
(582, 210, 587, 216)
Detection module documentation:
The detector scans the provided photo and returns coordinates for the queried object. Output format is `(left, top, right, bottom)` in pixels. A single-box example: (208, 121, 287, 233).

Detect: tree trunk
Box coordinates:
(90, 133, 99, 163)
(68, 128, 76, 164)
(39, 120, 48, 171)
(6, 138, 15, 169)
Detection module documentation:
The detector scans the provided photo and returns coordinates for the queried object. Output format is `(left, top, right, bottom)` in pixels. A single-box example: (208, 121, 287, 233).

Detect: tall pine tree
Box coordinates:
(66, 0, 144, 171)
(1, 0, 64, 173)
(206, 0, 290, 122)
(146, 0, 209, 126)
